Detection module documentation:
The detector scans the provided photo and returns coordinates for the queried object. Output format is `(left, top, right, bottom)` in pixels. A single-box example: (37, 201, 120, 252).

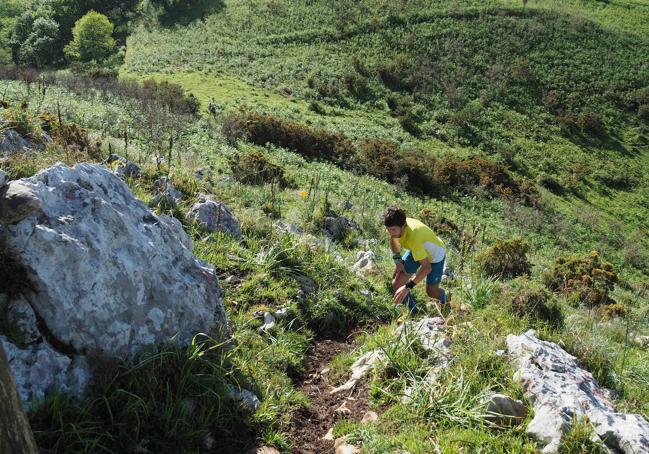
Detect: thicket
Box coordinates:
(229, 149, 289, 187)
(8, 0, 138, 67)
(222, 113, 539, 204)
(544, 251, 618, 307)
(478, 237, 531, 279)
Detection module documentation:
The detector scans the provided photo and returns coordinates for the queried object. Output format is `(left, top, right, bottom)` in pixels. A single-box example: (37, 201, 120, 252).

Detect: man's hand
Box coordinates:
(393, 285, 409, 305)
(392, 262, 405, 279)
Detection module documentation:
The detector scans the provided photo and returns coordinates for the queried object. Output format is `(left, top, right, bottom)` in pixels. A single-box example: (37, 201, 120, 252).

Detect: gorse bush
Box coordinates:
(225, 113, 539, 204)
(229, 149, 289, 187)
(478, 237, 531, 279)
(544, 251, 618, 307)
(358, 139, 439, 194)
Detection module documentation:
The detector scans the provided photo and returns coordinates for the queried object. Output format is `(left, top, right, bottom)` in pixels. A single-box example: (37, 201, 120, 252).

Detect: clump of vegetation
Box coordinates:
(227, 112, 357, 169)
(38, 112, 100, 157)
(64, 11, 116, 64)
(358, 139, 439, 194)
(478, 237, 531, 279)
(602, 303, 627, 319)
(557, 417, 608, 454)
(229, 149, 289, 187)
(544, 251, 618, 307)
(507, 277, 563, 329)
(29, 336, 258, 454)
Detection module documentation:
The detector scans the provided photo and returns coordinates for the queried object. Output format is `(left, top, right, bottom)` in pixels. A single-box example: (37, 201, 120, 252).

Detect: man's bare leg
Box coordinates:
(392, 270, 410, 292)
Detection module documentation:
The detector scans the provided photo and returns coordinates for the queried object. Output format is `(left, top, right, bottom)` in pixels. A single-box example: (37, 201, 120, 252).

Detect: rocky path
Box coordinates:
(286, 337, 371, 454)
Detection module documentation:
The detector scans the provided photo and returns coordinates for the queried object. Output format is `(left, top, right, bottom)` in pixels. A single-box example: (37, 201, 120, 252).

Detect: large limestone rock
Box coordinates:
(0, 342, 38, 454)
(0, 162, 227, 404)
(186, 194, 241, 238)
(507, 330, 649, 453)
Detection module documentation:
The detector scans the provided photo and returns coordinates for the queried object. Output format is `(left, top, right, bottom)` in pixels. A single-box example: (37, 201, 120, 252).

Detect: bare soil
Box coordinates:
(286, 336, 371, 454)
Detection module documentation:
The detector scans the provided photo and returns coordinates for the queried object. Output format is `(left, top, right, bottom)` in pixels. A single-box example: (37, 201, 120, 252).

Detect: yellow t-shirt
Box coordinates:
(398, 218, 446, 263)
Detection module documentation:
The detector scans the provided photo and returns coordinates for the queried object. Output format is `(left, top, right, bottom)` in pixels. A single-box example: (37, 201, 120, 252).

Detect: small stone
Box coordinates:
(226, 385, 261, 412)
(273, 307, 290, 320)
(224, 275, 240, 285)
(322, 427, 334, 441)
(320, 367, 330, 375)
(351, 250, 377, 275)
(334, 401, 352, 416)
(258, 312, 277, 334)
(361, 410, 378, 424)
(246, 447, 280, 454)
(485, 394, 527, 427)
(186, 195, 241, 238)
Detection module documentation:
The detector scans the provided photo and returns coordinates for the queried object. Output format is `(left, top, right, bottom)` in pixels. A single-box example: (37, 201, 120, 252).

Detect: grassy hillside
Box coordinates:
(1, 0, 648, 452)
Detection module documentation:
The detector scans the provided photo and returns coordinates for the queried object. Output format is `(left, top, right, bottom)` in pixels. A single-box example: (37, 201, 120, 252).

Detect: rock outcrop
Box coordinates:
(351, 251, 378, 275)
(507, 330, 649, 453)
(0, 162, 227, 405)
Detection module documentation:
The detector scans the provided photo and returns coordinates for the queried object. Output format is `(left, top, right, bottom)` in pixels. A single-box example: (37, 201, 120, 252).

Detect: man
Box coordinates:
(383, 206, 447, 314)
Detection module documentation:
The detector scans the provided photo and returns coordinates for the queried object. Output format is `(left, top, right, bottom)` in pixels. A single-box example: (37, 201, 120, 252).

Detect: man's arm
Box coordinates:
(410, 257, 432, 285)
(390, 237, 404, 278)
(393, 257, 432, 305)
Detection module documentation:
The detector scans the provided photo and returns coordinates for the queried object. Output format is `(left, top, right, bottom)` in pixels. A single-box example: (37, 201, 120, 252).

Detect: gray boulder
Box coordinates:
(0, 162, 227, 404)
(507, 330, 649, 453)
(186, 194, 241, 238)
(323, 216, 360, 241)
(0, 169, 6, 187)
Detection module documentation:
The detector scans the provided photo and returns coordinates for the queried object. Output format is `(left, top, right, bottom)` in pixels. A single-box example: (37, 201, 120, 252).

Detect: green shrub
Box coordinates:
(507, 277, 563, 329)
(544, 251, 618, 307)
(229, 149, 288, 186)
(478, 238, 531, 279)
(229, 113, 358, 169)
(358, 140, 439, 194)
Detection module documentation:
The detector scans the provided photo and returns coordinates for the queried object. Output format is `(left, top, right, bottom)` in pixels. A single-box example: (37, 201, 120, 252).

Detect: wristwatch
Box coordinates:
(393, 252, 403, 264)
(406, 280, 416, 289)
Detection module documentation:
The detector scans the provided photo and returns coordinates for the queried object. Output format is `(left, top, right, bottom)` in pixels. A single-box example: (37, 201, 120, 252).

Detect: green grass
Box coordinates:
(2, 0, 649, 446)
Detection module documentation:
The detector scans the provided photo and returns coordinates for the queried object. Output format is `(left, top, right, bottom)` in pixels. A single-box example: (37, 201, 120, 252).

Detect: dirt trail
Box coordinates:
(287, 337, 371, 453)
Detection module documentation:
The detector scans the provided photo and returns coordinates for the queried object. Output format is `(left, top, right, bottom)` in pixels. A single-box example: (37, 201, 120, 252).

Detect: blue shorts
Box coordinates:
(402, 251, 445, 286)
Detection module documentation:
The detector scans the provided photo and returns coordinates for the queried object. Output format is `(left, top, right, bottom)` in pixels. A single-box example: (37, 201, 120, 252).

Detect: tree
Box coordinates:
(64, 11, 115, 63)
(9, 7, 61, 67)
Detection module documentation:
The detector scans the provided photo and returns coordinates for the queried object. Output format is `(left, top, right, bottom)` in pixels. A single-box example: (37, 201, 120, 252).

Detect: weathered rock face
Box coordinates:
(0, 170, 6, 187)
(150, 177, 184, 209)
(186, 194, 241, 238)
(0, 129, 44, 156)
(507, 330, 649, 453)
(0, 162, 227, 405)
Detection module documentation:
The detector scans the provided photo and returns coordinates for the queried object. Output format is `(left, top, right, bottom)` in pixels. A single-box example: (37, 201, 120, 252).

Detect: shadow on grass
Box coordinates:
(158, 0, 226, 27)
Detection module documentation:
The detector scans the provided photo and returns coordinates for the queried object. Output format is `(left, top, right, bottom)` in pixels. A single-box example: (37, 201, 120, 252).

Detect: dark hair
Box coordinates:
(383, 206, 406, 227)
